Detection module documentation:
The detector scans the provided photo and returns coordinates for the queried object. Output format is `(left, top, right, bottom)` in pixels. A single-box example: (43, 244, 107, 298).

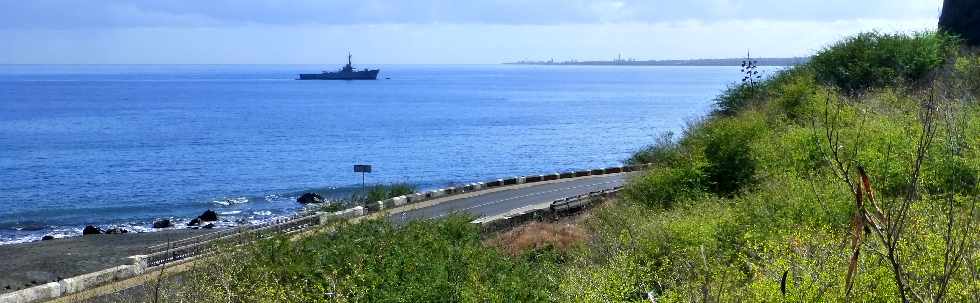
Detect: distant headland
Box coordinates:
(505, 56, 809, 66)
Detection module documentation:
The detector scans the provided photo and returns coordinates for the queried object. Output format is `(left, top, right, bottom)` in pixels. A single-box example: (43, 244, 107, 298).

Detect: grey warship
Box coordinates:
(298, 54, 380, 80)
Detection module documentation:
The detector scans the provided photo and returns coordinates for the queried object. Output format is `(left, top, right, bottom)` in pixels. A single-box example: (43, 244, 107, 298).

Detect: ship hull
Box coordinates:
(297, 69, 380, 80)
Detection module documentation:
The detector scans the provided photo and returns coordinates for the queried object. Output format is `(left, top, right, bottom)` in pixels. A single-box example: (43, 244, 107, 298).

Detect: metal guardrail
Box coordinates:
(146, 212, 313, 254)
(145, 214, 321, 267)
(476, 187, 622, 233)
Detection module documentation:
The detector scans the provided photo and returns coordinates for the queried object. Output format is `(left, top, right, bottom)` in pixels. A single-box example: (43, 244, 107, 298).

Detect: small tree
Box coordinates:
(741, 50, 762, 86)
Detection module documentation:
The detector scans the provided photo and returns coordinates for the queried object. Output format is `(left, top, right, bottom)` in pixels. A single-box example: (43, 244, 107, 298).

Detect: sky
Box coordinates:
(0, 0, 944, 64)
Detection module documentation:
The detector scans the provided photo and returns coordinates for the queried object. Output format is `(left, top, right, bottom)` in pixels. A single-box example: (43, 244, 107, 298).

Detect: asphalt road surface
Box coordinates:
(389, 173, 632, 224)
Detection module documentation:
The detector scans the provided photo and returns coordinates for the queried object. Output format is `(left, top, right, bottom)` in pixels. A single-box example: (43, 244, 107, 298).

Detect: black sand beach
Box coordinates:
(0, 229, 213, 294)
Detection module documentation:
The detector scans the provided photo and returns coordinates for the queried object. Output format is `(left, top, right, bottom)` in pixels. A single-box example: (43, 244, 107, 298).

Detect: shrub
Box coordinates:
(924, 155, 979, 195)
(952, 54, 980, 96)
(765, 67, 821, 121)
(715, 81, 765, 116)
(624, 163, 706, 209)
(627, 132, 680, 166)
(350, 183, 417, 205)
(809, 32, 955, 93)
(702, 117, 762, 197)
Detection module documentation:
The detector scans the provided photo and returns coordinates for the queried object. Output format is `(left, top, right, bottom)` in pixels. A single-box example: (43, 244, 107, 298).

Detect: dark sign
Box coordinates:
(354, 164, 372, 173)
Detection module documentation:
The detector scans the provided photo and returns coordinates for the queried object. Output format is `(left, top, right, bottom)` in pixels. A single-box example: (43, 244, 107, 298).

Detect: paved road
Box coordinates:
(389, 173, 632, 225)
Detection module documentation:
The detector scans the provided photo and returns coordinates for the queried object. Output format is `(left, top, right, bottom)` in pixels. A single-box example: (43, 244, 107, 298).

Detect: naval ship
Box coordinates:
(298, 54, 380, 80)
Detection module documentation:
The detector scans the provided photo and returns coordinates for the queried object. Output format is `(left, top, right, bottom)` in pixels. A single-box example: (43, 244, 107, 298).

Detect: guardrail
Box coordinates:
(475, 188, 622, 233)
(1, 164, 649, 303)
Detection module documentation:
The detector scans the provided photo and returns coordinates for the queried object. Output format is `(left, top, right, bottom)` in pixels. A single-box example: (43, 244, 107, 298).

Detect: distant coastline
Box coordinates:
(505, 57, 810, 66)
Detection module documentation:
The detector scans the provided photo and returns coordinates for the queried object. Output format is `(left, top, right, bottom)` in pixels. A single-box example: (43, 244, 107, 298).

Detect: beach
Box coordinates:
(0, 229, 212, 294)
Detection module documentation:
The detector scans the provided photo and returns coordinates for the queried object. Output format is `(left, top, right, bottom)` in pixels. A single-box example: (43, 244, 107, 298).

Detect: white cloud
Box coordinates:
(0, 18, 937, 64)
(0, 0, 943, 28)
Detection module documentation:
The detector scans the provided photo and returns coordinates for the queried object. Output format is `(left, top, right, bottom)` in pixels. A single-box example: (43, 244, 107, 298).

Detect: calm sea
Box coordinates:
(0, 64, 748, 244)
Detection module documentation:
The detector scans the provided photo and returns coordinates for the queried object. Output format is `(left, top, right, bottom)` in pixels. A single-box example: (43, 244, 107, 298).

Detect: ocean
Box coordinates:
(0, 64, 751, 244)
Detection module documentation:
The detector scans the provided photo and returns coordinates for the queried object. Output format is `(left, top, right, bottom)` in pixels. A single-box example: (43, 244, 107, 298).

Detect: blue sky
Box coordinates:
(0, 0, 943, 64)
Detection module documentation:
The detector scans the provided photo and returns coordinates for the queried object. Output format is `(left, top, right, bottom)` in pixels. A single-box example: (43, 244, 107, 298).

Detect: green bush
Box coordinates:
(808, 32, 955, 93)
(624, 164, 706, 209)
(715, 81, 765, 116)
(343, 183, 417, 206)
(924, 156, 979, 195)
(765, 67, 821, 121)
(702, 117, 762, 197)
(626, 132, 680, 166)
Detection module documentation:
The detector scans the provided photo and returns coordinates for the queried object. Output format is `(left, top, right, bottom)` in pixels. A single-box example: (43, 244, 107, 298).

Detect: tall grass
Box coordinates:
(170, 216, 561, 302)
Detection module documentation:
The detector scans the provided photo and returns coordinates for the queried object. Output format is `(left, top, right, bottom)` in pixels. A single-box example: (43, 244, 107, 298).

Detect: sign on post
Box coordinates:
(354, 164, 372, 189)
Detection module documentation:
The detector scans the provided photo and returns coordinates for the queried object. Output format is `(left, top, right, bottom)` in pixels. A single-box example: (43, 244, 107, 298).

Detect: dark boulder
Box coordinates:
(297, 192, 324, 204)
(203, 223, 215, 229)
(198, 209, 219, 222)
(41, 235, 55, 241)
(152, 219, 173, 229)
(82, 225, 102, 235)
(940, 0, 980, 46)
(105, 228, 129, 234)
(187, 217, 202, 226)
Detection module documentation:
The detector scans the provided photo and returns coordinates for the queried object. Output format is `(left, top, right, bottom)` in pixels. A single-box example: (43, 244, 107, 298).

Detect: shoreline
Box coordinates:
(0, 228, 215, 294)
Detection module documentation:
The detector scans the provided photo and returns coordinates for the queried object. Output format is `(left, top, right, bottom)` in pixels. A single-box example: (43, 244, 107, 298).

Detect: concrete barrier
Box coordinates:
(407, 193, 424, 204)
(428, 190, 446, 199)
(334, 206, 365, 220)
(604, 166, 623, 174)
(543, 173, 560, 181)
(525, 175, 543, 183)
(590, 169, 605, 175)
(0, 264, 144, 303)
(502, 178, 518, 185)
(366, 201, 383, 212)
(559, 172, 575, 179)
(0, 281, 63, 303)
(574, 170, 591, 177)
(442, 187, 456, 195)
(61, 265, 134, 294)
(392, 196, 407, 207)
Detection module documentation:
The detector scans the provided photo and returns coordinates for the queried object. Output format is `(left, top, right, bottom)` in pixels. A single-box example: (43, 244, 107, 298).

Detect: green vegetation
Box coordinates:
(808, 32, 955, 93)
(318, 183, 418, 212)
(596, 31, 980, 302)
(164, 216, 564, 302)
(157, 31, 980, 302)
(361, 183, 416, 204)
